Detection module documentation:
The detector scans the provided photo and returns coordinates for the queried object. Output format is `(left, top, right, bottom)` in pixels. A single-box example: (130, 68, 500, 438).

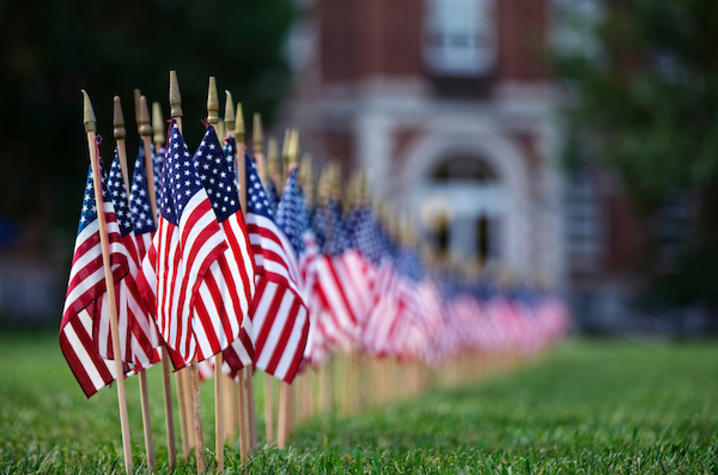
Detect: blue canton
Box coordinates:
(77, 151, 113, 235)
(394, 245, 424, 282)
(106, 148, 133, 237)
(193, 126, 240, 222)
(245, 154, 274, 219)
(129, 143, 157, 235)
(276, 168, 310, 256)
(159, 121, 203, 225)
(313, 200, 349, 256)
(223, 137, 236, 182)
(266, 180, 279, 213)
(349, 206, 386, 264)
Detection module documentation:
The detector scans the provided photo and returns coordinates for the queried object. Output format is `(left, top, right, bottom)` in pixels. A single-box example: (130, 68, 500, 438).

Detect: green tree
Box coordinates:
(0, 0, 294, 248)
(557, 1, 718, 308)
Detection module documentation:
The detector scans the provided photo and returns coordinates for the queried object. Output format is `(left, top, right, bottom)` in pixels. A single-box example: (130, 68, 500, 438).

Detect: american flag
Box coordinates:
(311, 200, 361, 350)
(245, 155, 309, 383)
(275, 168, 324, 363)
(360, 223, 401, 356)
(94, 150, 161, 370)
(192, 128, 254, 372)
(136, 121, 227, 369)
(60, 144, 128, 398)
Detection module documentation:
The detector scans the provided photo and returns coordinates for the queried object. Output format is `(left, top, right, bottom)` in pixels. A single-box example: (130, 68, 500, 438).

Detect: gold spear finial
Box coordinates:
(317, 164, 331, 204)
(113, 96, 126, 140)
(267, 138, 279, 175)
(289, 129, 300, 166)
(299, 153, 314, 206)
(139, 96, 152, 137)
(133, 89, 142, 126)
(253, 113, 263, 156)
(235, 102, 245, 143)
(330, 162, 341, 200)
(169, 70, 182, 119)
(82, 90, 97, 133)
(152, 102, 164, 146)
(207, 76, 219, 126)
(234, 102, 247, 143)
(224, 91, 235, 132)
(281, 129, 290, 161)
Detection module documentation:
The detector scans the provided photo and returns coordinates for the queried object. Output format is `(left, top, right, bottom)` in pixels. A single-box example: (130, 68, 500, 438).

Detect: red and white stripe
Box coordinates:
(246, 211, 309, 383)
(60, 181, 128, 398)
(193, 212, 255, 366)
(95, 231, 161, 370)
(138, 191, 227, 369)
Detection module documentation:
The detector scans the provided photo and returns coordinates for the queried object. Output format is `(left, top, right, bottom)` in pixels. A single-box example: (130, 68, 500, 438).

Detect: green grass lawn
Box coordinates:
(0, 333, 716, 473)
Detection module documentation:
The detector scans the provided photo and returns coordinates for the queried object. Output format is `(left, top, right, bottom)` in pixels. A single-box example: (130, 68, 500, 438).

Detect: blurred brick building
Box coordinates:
(282, 0, 570, 284)
(279, 0, 652, 321)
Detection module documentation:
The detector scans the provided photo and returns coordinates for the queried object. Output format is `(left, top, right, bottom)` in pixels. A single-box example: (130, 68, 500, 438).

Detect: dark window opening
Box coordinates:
(430, 155, 496, 183)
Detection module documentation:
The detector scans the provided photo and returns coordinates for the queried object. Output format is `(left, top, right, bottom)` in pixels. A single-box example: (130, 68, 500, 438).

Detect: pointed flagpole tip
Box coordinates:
(253, 113, 263, 155)
(224, 91, 235, 131)
(152, 102, 164, 145)
(113, 96, 126, 140)
(289, 129, 300, 165)
(139, 96, 152, 137)
(281, 129, 290, 159)
(267, 138, 279, 164)
(235, 102, 245, 140)
(317, 163, 333, 203)
(299, 153, 315, 206)
(267, 137, 280, 182)
(81, 90, 97, 133)
(133, 89, 142, 124)
(207, 76, 219, 126)
(169, 70, 182, 118)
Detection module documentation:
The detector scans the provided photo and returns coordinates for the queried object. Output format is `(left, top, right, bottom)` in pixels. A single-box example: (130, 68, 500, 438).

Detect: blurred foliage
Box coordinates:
(557, 1, 718, 307)
(0, 0, 294, 245)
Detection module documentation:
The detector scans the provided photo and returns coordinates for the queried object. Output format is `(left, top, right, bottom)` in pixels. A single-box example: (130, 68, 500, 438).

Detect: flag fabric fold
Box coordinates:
(137, 121, 227, 369)
(60, 145, 129, 398)
(192, 129, 255, 373)
(245, 156, 309, 383)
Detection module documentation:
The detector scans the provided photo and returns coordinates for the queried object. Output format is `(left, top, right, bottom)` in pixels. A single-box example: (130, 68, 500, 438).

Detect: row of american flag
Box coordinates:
(62, 84, 570, 469)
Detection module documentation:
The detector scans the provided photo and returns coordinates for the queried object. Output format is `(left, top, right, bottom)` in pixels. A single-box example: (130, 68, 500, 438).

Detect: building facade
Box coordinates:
(281, 0, 592, 289)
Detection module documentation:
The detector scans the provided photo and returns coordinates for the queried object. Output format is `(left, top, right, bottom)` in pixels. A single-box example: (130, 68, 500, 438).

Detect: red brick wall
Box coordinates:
(318, 0, 423, 83)
(497, 0, 550, 81)
(317, 0, 550, 84)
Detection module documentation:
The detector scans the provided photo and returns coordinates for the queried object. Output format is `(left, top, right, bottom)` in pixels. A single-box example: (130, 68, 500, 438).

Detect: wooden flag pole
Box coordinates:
(141, 96, 179, 469)
(268, 136, 281, 196)
(261, 129, 275, 446)
(263, 133, 275, 444)
(276, 132, 300, 447)
(233, 102, 250, 464)
(113, 96, 156, 472)
(222, 93, 239, 445)
(206, 76, 225, 473)
(152, 102, 164, 154)
(82, 90, 133, 475)
(169, 71, 195, 458)
(244, 112, 268, 454)
(170, 70, 206, 473)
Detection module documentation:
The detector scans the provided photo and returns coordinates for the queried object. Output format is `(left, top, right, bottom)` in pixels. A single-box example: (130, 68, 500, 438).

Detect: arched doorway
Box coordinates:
(394, 130, 531, 275)
(420, 154, 505, 266)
